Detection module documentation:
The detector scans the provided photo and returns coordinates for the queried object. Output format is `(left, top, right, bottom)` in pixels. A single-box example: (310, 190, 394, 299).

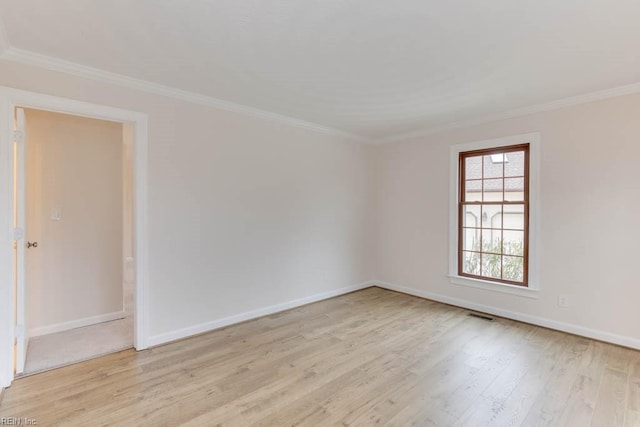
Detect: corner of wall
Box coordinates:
(367, 143, 383, 281)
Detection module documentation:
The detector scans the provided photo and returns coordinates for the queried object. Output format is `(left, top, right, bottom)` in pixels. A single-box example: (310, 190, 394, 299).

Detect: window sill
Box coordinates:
(449, 275, 539, 299)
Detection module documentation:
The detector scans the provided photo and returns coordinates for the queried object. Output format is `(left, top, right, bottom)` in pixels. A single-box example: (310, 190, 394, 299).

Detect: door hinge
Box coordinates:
(13, 227, 24, 241)
(15, 324, 25, 339)
(13, 130, 24, 144)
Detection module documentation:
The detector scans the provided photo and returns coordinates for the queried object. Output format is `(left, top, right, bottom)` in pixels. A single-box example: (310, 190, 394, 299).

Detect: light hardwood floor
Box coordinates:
(1, 287, 638, 426)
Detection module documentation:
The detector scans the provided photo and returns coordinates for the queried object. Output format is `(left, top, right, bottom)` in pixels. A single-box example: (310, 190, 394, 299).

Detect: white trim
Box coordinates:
(0, 93, 11, 388)
(14, 107, 26, 374)
(0, 47, 369, 144)
(374, 281, 640, 350)
(448, 132, 541, 293)
(131, 113, 149, 352)
(375, 81, 640, 144)
(448, 275, 539, 299)
(2, 46, 640, 145)
(29, 311, 125, 337)
(0, 44, 639, 145)
(147, 281, 375, 347)
(0, 87, 149, 388)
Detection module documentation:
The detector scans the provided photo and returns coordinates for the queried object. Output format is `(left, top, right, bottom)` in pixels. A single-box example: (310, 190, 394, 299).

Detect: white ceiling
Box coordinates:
(1, 0, 639, 141)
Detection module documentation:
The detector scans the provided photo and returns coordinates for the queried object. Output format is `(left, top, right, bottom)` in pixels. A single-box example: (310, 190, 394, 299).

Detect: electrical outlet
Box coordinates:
(557, 294, 569, 308)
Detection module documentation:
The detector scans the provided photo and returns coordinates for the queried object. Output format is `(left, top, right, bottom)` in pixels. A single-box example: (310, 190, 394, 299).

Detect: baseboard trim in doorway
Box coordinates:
(373, 280, 640, 350)
(147, 281, 375, 347)
(29, 311, 126, 337)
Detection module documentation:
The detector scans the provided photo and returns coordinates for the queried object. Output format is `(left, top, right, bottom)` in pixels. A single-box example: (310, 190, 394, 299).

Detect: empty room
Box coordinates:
(0, 1, 639, 426)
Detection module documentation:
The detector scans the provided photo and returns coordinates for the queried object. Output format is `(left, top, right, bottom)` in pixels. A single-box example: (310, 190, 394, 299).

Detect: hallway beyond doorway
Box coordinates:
(22, 279, 134, 375)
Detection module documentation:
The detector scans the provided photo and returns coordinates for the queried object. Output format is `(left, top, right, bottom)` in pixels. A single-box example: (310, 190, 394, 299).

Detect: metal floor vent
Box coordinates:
(468, 312, 494, 321)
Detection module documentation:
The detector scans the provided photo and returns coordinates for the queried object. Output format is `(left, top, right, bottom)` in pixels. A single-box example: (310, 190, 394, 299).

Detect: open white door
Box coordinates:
(14, 107, 27, 375)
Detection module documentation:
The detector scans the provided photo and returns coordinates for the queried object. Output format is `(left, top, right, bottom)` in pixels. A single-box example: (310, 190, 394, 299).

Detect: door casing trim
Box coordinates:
(0, 87, 149, 388)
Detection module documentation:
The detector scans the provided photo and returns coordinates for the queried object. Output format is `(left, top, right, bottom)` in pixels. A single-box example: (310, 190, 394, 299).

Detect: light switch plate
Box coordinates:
(51, 207, 63, 221)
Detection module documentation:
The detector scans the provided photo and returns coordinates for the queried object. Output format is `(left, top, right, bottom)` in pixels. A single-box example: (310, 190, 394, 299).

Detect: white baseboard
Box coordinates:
(374, 281, 640, 350)
(147, 279, 640, 351)
(29, 311, 126, 337)
(147, 281, 375, 347)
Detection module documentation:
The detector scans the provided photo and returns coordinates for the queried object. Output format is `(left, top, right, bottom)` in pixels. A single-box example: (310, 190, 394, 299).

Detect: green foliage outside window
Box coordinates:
(464, 239, 524, 282)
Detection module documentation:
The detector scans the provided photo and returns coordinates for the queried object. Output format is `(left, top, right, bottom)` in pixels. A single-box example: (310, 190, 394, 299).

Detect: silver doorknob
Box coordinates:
(27, 241, 38, 248)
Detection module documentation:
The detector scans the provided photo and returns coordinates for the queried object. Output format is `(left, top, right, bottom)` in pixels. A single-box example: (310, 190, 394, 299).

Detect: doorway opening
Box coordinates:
(14, 108, 135, 375)
(0, 87, 149, 388)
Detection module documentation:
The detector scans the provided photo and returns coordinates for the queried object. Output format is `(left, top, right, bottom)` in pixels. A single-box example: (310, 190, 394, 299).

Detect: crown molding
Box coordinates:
(0, 46, 371, 144)
(1, 43, 639, 146)
(374, 81, 640, 145)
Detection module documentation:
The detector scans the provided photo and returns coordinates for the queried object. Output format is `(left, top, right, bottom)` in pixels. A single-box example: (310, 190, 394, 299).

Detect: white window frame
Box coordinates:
(449, 132, 540, 298)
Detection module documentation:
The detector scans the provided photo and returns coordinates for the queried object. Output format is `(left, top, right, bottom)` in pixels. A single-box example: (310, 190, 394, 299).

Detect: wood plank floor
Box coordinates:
(1, 287, 639, 426)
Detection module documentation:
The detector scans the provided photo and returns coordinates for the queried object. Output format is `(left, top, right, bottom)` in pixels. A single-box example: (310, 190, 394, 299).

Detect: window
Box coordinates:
(459, 144, 529, 286)
(450, 133, 539, 296)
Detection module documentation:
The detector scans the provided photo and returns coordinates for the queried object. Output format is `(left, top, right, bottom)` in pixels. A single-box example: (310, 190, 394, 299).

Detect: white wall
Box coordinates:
(375, 93, 640, 346)
(0, 59, 376, 342)
(25, 109, 122, 335)
(25, 109, 123, 333)
(4, 54, 637, 357)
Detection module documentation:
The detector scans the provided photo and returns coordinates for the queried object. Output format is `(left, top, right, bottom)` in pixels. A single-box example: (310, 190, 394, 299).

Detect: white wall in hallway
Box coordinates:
(25, 108, 123, 333)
